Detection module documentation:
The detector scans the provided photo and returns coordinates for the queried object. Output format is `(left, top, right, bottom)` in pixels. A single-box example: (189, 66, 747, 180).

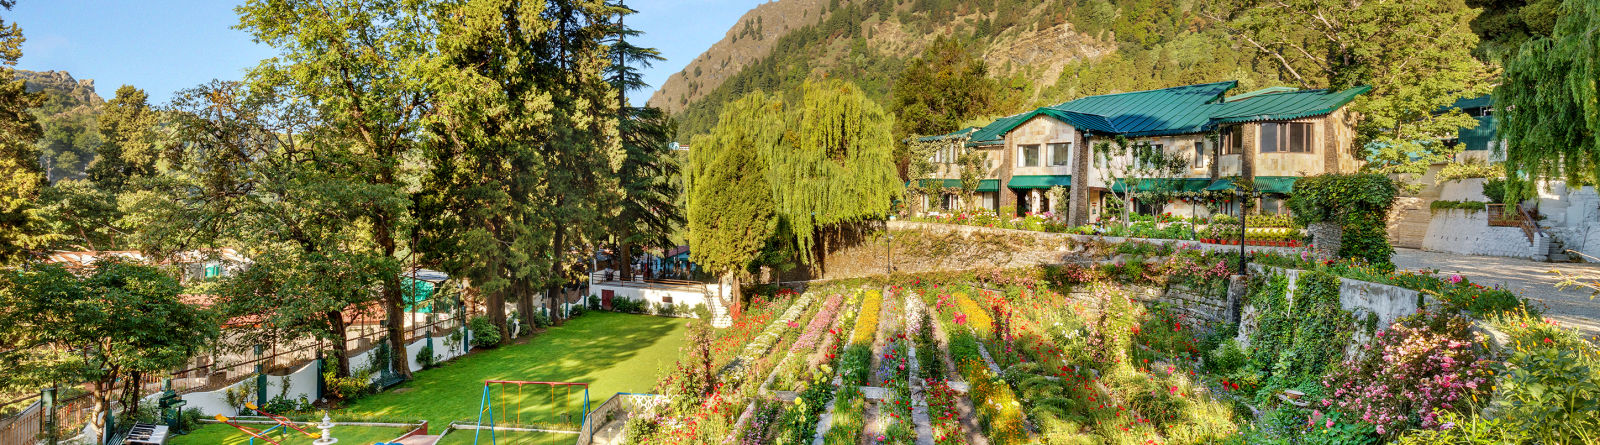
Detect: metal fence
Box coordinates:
(0, 392, 96, 445)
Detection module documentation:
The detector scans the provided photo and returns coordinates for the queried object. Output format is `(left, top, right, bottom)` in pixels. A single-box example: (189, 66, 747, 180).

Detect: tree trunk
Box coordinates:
(547, 221, 567, 327)
(618, 231, 634, 282)
(326, 311, 352, 377)
(91, 379, 110, 444)
(514, 279, 534, 334)
(724, 270, 742, 318)
(488, 288, 508, 345)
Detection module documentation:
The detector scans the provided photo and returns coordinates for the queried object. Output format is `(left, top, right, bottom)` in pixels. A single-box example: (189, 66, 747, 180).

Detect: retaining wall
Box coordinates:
(1421, 209, 1537, 259)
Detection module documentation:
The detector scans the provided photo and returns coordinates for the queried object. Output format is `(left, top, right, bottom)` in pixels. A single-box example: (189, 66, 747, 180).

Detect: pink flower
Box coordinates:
(1448, 274, 1462, 284)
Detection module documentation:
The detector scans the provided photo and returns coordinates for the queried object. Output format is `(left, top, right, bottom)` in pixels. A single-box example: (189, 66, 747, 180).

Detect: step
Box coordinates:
(393, 435, 441, 445)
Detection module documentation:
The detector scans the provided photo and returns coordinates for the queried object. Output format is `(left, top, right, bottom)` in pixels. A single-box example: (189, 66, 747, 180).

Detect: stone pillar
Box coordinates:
(999, 141, 1016, 213)
(1069, 132, 1092, 227)
(1226, 274, 1248, 326)
(1308, 222, 1343, 258)
(1241, 123, 1257, 180)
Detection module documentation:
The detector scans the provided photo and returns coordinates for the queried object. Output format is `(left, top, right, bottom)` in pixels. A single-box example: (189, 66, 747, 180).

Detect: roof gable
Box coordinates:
(1049, 81, 1238, 137)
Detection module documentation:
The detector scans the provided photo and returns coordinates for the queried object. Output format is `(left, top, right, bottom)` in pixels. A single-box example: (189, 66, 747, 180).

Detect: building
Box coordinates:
(911, 80, 1371, 225)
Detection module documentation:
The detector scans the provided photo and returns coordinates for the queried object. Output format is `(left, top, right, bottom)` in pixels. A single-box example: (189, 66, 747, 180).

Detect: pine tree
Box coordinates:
(0, 0, 50, 265)
(687, 93, 782, 316)
(605, 0, 682, 282)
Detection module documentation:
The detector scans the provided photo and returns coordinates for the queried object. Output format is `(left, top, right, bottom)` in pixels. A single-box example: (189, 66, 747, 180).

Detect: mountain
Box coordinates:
(15, 70, 105, 181)
(649, 0, 1289, 139)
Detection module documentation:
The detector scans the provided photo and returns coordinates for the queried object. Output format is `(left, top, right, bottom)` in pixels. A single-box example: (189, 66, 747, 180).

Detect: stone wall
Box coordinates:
(1538, 185, 1600, 261)
(1386, 196, 1433, 249)
(1237, 265, 1426, 352)
(1308, 222, 1342, 258)
(1421, 209, 1538, 259)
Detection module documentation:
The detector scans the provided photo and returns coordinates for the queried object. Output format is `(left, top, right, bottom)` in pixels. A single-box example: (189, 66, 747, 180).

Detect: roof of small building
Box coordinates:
(962, 81, 1370, 142)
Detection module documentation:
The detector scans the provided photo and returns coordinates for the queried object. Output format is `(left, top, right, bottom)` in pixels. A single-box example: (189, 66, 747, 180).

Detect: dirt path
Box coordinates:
(1393, 248, 1600, 338)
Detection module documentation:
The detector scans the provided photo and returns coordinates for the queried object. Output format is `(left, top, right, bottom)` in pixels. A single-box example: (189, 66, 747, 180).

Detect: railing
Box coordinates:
(576, 393, 664, 445)
(0, 392, 96, 445)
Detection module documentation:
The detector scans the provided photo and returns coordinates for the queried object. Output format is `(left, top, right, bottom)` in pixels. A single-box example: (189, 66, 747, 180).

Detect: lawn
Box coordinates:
(170, 423, 410, 445)
(336, 311, 687, 429)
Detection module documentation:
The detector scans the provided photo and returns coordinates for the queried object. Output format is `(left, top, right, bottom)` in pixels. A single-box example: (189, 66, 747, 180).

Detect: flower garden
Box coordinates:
(621, 241, 1600, 445)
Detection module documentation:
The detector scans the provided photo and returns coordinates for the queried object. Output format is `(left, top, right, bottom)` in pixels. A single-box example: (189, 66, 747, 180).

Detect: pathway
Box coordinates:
(1393, 248, 1600, 338)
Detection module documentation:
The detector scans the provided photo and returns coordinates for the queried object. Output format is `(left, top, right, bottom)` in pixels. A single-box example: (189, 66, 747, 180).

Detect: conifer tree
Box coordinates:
(605, 0, 681, 282)
(687, 93, 782, 315)
(0, 0, 50, 265)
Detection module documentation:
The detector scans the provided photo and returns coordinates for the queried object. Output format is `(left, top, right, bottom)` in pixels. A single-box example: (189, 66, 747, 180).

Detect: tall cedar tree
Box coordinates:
(1208, 0, 1496, 179)
(688, 93, 781, 316)
(890, 35, 996, 179)
(606, 0, 682, 282)
(537, 0, 624, 326)
(0, 0, 51, 266)
(764, 79, 901, 268)
(417, 0, 563, 343)
(1497, 0, 1600, 202)
(236, 0, 434, 379)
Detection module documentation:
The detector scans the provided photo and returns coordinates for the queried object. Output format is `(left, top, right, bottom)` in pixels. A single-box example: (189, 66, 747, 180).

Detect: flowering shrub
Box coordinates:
(850, 289, 882, 344)
(926, 380, 966, 445)
(788, 294, 843, 354)
(1322, 311, 1492, 438)
(952, 292, 994, 335)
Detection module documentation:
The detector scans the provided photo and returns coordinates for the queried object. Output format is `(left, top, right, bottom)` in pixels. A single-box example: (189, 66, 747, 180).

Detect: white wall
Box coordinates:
(178, 334, 469, 417)
(1422, 209, 1538, 259)
(1539, 185, 1600, 261)
(592, 282, 714, 312)
(1439, 178, 1489, 202)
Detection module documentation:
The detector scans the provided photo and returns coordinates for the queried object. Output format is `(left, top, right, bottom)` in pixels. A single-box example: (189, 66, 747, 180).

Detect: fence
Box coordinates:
(0, 392, 97, 445)
(576, 393, 664, 445)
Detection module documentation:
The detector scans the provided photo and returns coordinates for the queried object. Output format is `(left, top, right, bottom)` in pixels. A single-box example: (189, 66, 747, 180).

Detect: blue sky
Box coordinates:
(8, 0, 762, 107)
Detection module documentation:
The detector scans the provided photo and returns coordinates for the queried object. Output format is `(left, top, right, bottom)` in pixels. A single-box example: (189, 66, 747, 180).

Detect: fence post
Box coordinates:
(254, 344, 267, 406)
(42, 387, 57, 445)
(315, 349, 325, 403)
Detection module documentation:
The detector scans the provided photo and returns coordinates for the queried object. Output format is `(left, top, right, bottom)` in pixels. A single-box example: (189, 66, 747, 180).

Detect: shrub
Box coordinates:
(323, 369, 373, 403)
(1322, 311, 1492, 438)
(1482, 178, 1507, 204)
(468, 315, 502, 348)
(416, 345, 436, 370)
(1288, 173, 1397, 270)
(1428, 200, 1487, 213)
(531, 310, 551, 328)
(1435, 159, 1503, 183)
(1490, 347, 1600, 443)
(613, 297, 648, 314)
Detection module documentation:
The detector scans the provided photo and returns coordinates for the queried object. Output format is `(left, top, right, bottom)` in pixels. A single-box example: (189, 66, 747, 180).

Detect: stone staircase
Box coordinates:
(1546, 236, 1573, 262)
(702, 284, 732, 328)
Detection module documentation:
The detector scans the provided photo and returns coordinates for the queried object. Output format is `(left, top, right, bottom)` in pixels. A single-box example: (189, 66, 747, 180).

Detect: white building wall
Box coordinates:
(1422, 209, 1539, 259)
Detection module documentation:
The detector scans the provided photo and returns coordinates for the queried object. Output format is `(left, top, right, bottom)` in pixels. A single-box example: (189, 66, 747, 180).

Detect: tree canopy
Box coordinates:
(1497, 0, 1600, 201)
(687, 93, 782, 313)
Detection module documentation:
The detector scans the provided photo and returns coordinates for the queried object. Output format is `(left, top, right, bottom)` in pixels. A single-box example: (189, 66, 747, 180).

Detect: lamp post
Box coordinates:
(885, 232, 894, 278)
(1237, 186, 1248, 276)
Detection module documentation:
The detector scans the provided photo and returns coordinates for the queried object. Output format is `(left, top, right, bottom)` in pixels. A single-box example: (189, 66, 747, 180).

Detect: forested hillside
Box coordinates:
(16, 70, 104, 182)
(654, 0, 1290, 139)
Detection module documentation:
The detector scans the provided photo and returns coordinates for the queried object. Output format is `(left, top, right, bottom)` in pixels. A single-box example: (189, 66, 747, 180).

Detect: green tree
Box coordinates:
(1093, 136, 1190, 224)
(687, 93, 782, 316)
(765, 79, 901, 267)
(158, 80, 396, 378)
(890, 36, 995, 177)
(0, 260, 217, 443)
(87, 85, 160, 192)
(237, 0, 437, 378)
(1497, 0, 1599, 203)
(0, 0, 51, 266)
(1209, 0, 1495, 179)
(606, 0, 682, 282)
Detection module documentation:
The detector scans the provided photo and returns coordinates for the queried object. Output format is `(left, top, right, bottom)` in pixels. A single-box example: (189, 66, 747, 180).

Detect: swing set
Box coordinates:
(470, 380, 591, 445)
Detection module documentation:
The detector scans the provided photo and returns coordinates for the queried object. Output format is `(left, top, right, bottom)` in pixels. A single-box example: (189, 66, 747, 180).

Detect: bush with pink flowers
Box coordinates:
(1321, 311, 1493, 438)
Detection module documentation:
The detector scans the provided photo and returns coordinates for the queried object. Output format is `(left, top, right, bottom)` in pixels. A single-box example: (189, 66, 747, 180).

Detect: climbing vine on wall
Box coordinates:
(1287, 174, 1398, 271)
(1247, 271, 1356, 390)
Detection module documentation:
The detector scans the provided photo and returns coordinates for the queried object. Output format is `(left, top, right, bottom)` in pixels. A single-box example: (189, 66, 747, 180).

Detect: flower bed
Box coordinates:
(851, 289, 883, 345)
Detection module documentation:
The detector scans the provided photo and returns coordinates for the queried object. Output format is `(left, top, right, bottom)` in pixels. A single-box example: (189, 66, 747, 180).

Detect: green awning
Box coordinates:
(1008, 175, 1072, 189)
(1205, 176, 1298, 194)
(1110, 178, 1211, 193)
(976, 179, 1000, 192)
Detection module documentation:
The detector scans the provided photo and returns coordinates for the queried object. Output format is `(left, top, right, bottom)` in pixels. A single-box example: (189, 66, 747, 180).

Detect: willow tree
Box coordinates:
(687, 93, 782, 316)
(1497, 0, 1600, 202)
(763, 79, 901, 267)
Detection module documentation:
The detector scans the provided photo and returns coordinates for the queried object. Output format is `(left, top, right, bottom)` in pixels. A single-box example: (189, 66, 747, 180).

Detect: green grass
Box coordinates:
(336, 312, 687, 429)
(434, 429, 571, 445)
(170, 423, 410, 445)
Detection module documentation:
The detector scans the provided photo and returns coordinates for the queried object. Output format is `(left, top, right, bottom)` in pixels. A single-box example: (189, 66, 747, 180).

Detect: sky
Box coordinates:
(7, 0, 766, 107)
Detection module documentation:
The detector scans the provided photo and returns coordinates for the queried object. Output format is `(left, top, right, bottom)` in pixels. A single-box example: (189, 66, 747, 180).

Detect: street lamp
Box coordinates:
(1237, 186, 1248, 276)
(885, 232, 894, 278)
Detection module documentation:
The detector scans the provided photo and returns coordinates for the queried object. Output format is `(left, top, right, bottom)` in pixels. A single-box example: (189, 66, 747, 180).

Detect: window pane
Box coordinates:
(1290, 123, 1309, 152)
(1260, 123, 1279, 153)
(1022, 145, 1040, 166)
(1050, 143, 1071, 166)
(1195, 143, 1206, 168)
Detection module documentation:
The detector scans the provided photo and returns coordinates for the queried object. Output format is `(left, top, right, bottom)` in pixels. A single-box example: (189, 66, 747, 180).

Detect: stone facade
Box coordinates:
(1308, 222, 1343, 258)
(1421, 209, 1538, 259)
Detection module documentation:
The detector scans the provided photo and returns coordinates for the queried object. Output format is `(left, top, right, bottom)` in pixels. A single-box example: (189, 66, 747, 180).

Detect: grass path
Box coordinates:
(336, 312, 687, 429)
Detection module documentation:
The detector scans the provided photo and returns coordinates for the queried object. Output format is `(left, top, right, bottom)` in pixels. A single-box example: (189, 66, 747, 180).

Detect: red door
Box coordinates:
(601, 290, 615, 310)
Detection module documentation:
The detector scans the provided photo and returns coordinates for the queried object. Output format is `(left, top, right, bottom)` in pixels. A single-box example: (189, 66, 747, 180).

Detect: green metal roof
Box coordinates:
(977, 179, 1000, 192)
(1451, 94, 1493, 111)
(1110, 178, 1212, 193)
(1049, 81, 1238, 137)
(961, 82, 1369, 145)
(1008, 175, 1072, 189)
(914, 127, 981, 143)
(1208, 86, 1372, 125)
(1205, 176, 1298, 194)
(1459, 114, 1497, 151)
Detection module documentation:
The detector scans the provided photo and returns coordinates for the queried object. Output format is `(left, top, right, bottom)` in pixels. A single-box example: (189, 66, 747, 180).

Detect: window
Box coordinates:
(1049, 143, 1071, 166)
(1134, 143, 1163, 170)
(1019, 144, 1041, 167)
(1222, 127, 1242, 155)
(1194, 141, 1208, 169)
(1260, 122, 1314, 153)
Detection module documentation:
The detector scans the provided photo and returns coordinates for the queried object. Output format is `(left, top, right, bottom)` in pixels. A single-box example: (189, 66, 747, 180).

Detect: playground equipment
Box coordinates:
(470, 380, 591, 445)
(244, 402, 321, 439)
(213, 415, 283, 445)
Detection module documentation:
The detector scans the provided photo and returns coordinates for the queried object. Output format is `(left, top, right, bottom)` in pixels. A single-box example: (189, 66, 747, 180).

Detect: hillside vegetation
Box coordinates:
(654, 0, 1289, 139)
